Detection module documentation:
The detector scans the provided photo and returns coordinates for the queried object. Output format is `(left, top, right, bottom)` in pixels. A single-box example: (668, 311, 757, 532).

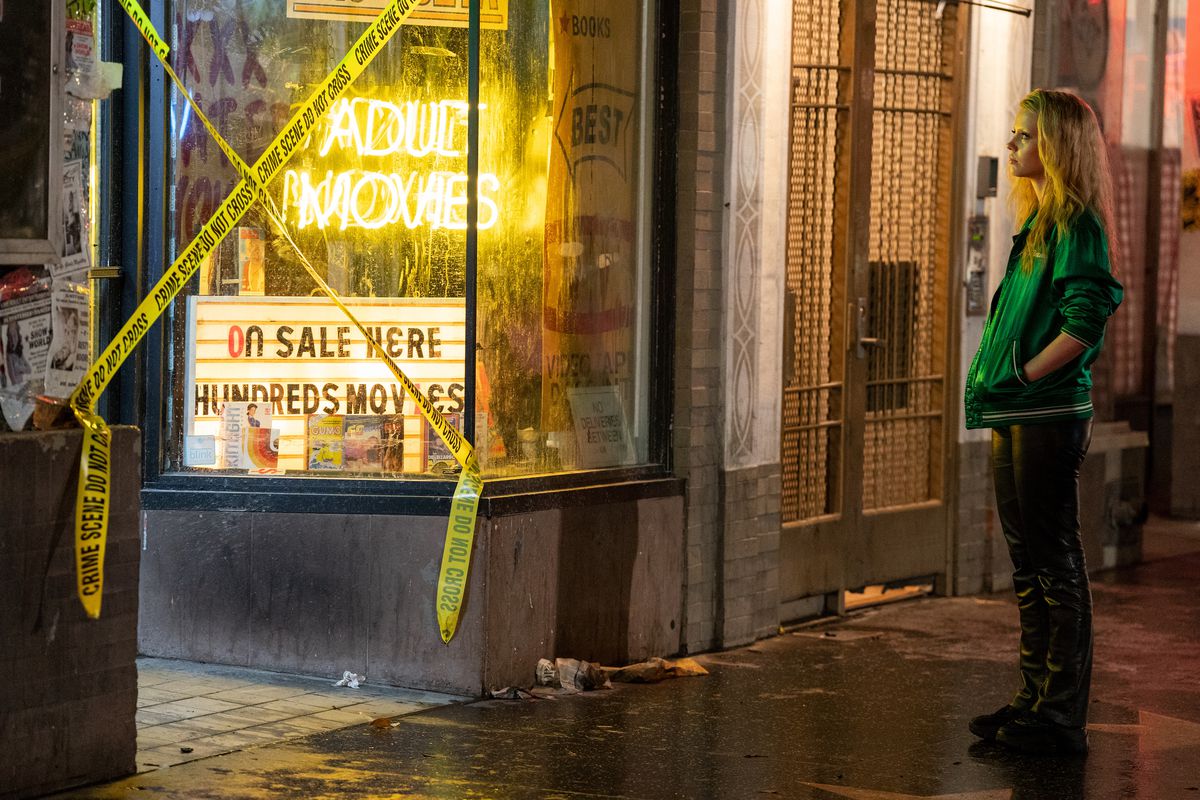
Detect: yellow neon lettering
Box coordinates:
(317, 98, 479, 159)
(283, 169, 499, 232)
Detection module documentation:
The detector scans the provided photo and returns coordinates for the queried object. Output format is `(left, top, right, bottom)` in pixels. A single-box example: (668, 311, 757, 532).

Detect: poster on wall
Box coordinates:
(64, 17, 99, 99)
(44, 280, 89, 397)
(59, 160, 89, 279)
(540, 0, 639, 457)
(0, 284, 51, 430)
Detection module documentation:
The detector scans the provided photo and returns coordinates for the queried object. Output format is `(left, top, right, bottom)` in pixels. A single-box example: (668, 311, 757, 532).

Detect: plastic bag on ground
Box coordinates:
(333, 671, 363, 688)
(555, 658, 610, 691)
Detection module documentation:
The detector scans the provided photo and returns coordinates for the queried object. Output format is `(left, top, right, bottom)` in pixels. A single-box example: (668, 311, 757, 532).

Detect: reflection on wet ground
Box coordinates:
(62, 521, 1200, 799)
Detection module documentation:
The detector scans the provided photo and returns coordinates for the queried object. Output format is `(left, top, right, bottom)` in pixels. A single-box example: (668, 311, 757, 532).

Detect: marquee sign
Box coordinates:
(184, 295, 465, 474)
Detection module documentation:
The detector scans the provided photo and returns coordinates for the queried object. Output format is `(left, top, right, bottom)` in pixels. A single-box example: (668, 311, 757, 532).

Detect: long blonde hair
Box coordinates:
(1012, 89, 1118, 274)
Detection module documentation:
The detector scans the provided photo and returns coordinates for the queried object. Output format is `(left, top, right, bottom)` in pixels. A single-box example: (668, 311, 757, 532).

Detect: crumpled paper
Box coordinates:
(603, 656, 709, 683)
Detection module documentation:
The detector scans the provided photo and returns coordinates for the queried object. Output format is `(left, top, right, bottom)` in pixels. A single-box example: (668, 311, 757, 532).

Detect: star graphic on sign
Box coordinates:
(560, 13, 570, 33)
(1089, 710, 1200, 754)
(803, 784, 1012, 800)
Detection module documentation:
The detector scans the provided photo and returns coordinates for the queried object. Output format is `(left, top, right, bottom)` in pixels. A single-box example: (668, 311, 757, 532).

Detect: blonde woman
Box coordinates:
(963, 89, 1123, 756)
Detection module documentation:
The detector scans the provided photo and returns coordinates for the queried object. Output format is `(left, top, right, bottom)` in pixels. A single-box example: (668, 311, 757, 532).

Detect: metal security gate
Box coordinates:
(780, 0, 963, 611)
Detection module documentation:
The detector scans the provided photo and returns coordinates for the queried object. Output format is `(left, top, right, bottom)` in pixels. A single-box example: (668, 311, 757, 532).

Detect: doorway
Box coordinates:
(780, 0, 965, 616)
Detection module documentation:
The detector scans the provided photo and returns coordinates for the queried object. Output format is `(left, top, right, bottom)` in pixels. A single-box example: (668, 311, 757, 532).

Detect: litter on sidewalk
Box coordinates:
(334, 671, 364, 688)
(490, 655, 711, 700)
(603, 656, 709, 683)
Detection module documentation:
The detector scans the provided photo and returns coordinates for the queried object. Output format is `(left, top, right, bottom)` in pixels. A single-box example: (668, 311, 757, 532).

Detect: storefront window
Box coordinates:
(163, 0, 656, 481)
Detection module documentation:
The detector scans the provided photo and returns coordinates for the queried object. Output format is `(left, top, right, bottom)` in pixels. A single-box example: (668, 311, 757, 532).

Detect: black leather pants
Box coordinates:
(991, 419, 1093, 728)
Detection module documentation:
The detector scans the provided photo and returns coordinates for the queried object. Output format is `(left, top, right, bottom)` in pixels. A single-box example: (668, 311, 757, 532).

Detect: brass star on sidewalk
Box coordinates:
(1089, 710, 1200, 754)
(803, 783, 1012, 800)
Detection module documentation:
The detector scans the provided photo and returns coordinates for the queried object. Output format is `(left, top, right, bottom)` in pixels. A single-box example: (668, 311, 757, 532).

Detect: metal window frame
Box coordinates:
(118, 0, 679, 512)
(0, 2, 65, 265)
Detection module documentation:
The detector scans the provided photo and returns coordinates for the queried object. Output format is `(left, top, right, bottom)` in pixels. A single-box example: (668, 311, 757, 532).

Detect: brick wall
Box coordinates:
(718, 464, 781, 645)
(673, 0, 730, 654)
(0, 428, 140, 799)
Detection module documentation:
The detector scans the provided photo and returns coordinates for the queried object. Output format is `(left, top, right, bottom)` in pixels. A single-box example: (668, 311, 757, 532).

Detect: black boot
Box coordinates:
(968, 705, 1023, 741)
(995, 713, 1088, 756)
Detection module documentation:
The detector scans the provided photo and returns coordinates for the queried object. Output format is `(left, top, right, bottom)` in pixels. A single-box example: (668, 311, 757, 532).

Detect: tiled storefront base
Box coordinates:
(139, 487, 684, 696)
(134, 658, 460, 771)
(718, 463, 782, 646)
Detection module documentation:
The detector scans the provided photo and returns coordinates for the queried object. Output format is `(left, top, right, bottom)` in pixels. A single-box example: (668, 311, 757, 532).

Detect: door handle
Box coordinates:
(852, 297, 886, 359)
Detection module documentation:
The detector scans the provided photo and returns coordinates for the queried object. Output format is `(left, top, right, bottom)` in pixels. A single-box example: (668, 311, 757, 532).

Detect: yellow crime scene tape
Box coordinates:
(74, 0, 480, 643)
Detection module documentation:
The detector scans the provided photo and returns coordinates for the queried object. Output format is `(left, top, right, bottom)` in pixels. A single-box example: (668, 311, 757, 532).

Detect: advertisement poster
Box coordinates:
(0, 285, 52, 430)
(307, 414, 344, 470)
(423, 412, 461, 473)
(541, 0, 639, 449)
(344, 413, 407, 472)
(44, 280, 90, 397)
(65, 17, 100, 100)
(60, 160, 90, 279)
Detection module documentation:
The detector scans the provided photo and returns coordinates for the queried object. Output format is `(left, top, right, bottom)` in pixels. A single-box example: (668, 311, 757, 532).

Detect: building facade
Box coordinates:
(1, 0, 1190, 697)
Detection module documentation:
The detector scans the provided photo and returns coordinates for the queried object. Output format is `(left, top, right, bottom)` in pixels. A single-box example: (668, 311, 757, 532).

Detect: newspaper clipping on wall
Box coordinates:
(59, 160, 90, 279)
(45, 280, 90, 397)
(0, 282, 52, 430)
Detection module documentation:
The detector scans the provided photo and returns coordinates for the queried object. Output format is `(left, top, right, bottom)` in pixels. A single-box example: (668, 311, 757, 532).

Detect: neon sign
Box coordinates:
(283, 170, 499, 231)
(281, 97, 500, 231)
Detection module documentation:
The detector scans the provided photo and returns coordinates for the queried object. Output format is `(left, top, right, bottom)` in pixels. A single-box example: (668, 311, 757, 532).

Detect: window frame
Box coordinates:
(0, 2, 65, 265)
(131, 0, 679, 510)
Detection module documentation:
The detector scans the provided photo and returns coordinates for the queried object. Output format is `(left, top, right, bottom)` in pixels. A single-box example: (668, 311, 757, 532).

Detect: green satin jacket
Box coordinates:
(964, 210, 1123, 430)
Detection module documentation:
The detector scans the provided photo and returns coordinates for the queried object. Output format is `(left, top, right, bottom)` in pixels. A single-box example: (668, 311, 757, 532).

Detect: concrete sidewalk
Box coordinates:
(132, 659, 463, 771)
(57, 519, 1200, 799)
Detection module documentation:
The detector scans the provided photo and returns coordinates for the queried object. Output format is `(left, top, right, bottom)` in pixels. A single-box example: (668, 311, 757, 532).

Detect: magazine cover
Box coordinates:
(218, 402, 249, 469)
(380, 414, 405, 472)
(219, 401, 278, 470)
(344, 414, 384, 472)
(243, 401, 278, 469)
(307, 414, 344, 470)
(423, 412, 461, 474)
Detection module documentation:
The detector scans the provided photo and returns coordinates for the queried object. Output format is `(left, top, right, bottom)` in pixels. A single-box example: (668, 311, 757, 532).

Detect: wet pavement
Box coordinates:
(56, 519, 1200, 799)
